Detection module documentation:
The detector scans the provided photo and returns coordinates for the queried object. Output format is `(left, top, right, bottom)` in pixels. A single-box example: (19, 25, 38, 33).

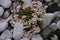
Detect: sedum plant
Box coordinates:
(10, 0, 46, 39)
(17, 1, 46, 38)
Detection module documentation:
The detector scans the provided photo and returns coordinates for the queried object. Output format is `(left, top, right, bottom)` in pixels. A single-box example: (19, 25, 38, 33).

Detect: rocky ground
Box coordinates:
(0, 0, 60, 40)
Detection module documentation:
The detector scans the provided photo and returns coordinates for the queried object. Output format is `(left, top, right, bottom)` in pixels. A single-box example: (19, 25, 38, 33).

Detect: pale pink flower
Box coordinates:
(32, 18, 37, 22)
(22, 15, 26, 19)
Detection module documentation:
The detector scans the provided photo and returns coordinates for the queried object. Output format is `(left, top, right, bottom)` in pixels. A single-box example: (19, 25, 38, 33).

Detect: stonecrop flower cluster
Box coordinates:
(10, 0, 46, 38)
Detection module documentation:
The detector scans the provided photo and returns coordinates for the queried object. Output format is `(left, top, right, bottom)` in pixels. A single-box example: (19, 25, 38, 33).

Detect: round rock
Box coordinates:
(0, 20, 8, 32)
(13, 22, 24, 40)
(50, 23, 58, 30)
(54, 11, 60, 17)
(0, 30, 12, 40)
(0, 7, 4, 16)
(3, 10, 10, 18)
(23, 0, 32, 7)
(0, 0, 11, 8)
(42, 13, 55, 29)
(31, 34, 43, 40)
(57, 21, 60, 30)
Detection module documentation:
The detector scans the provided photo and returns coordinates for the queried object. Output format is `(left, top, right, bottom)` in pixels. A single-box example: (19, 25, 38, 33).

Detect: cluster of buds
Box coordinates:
(10, 1, 46, 38)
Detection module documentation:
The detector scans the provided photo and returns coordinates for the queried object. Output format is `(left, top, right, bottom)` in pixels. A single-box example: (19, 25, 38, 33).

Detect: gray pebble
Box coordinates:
(40, 23, 57, 38)
(54, 11, 60, 17)
(0, 20, 8, 32)
(0, 0, 11, 8)
(57, 21, 60, 30)
(31, 34, 43, 40)
(0, 30, 12, 40)
(50, 23, 58, 30)
(42, 13, 55, 28)
(23, 0, 32, 7)
(3, 10, 10, 18)
(6, 38, 11, 40)
(13, 22, 24, 40)
(0, 7, 4, 16)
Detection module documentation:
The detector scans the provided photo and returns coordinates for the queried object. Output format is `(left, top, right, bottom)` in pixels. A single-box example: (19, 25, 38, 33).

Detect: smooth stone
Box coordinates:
(6, 38, 11, 40)
(0, 7, 4, 16)
(31, 34, 43, 40)
(0, 30, 12, 40)
(0, 0, 11, 8)
(45, 0, 52, 2)
(0, 20, 8, 32)
(3, 10, 10, 18)
(54, 11, 60, 17)
(50, 35, 58, 40)
(20, 38, 29, 40)
(57, 21, 60, 29)
(50, 23, 58, 30)
(42, 13, 55, 28)
(13, 22, 24, 40)
(40, 23, 57, 38)
(23, 0, 32, 7)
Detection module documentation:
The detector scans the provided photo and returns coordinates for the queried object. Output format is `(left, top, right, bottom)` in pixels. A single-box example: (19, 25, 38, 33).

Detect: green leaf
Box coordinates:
(18, 0, 24, 4)
(18, 7, 34, 21)
(36, 20, 43, 29)
(24, 27, 31, 32)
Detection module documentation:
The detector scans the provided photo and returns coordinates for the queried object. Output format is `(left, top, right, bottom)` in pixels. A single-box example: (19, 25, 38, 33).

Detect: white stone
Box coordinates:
(0, 20, 8, 32)
(57, 21, 60, 29)
(20, 38, 29, 40)
(23, 0, 32, 7)
(0, 7, 4, 16)
(3, 10, 10, 18)
(45, 0, 52, 2)
(54, 11, 60, 17)
(42, 13, 55, 28)
(6, 39, 11, 40)
(0, 30, 12, 40)
(13, 22, 24, 40)
(0, 0, 11, 8)
(31, 34, 43, 40)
